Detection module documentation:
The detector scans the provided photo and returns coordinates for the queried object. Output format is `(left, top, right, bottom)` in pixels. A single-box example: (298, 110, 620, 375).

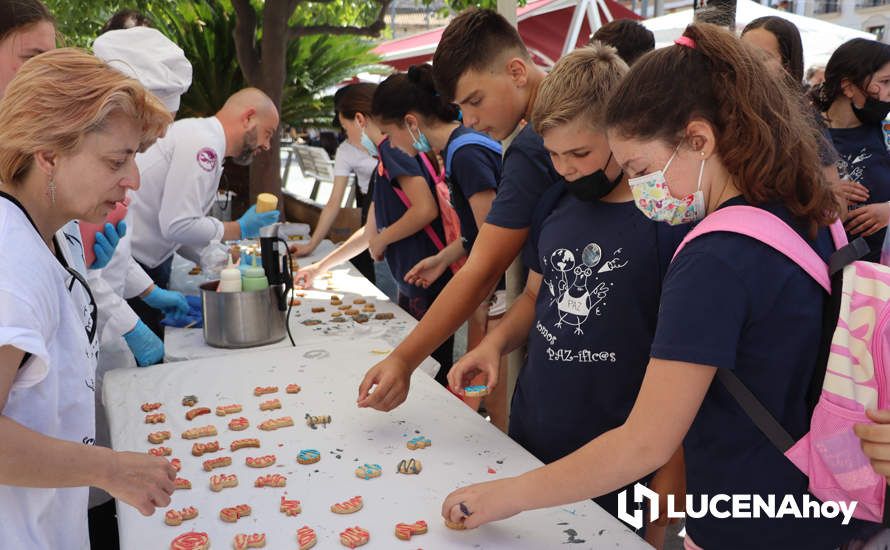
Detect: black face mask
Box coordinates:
(565, 154, 623, 202)
(852, 95, 890, 126)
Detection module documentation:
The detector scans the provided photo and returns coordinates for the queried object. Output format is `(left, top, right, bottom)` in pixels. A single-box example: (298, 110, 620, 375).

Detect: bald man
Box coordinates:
(128, 87, 280, 331)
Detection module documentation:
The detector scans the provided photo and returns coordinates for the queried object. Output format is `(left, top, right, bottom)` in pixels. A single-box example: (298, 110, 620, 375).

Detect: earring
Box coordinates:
(47, 176, 56, 205)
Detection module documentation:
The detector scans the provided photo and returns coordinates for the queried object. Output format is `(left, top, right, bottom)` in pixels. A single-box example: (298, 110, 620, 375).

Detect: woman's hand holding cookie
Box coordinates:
(101, 450, 177, 516)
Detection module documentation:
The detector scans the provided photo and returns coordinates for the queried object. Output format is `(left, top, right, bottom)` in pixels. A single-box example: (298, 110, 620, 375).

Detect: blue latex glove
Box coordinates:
(89, 221, 126, 269)
(142, 286, 189, 318)
(161, 295, 204, 328)
(238, 205, 280, 238)
(123, 320, 164, 367)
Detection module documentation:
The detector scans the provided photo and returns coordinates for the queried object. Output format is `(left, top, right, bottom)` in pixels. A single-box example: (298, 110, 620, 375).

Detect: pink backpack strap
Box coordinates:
(391, 185, 446, 251)
(672, 205, 831, 293)
(418, 152, 444, 185)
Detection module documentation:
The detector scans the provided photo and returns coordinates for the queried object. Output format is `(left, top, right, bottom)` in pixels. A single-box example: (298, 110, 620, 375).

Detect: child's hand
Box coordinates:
(447, 342, 502, 395)
(855, 409, 890, 483)
(405, 255, 448, 289)
(648, 447, 685, 528)
(441, 477, 525, 529)
(368, 234, 388, 262)
(293, 263, 321, 289)
(357, 355, 413, 412)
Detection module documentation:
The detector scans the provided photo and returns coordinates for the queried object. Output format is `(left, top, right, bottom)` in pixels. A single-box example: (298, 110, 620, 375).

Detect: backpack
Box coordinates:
(672, 205, 890, 524)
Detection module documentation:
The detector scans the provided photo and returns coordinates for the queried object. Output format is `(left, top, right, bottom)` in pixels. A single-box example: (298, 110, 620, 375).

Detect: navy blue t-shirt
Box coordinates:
(371, 139, 451, 299)
(485, 124, 560, 229)
(443, 126, 501, 252)
(830, 123, 890, 262)
(653, 196, 863, 549)
(509, 184, 688, 465)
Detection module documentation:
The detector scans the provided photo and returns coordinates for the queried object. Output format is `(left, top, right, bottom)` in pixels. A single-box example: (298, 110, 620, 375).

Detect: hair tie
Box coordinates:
(675, 36, 696, 49)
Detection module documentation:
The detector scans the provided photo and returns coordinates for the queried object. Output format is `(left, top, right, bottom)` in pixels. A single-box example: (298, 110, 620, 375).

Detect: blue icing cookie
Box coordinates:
(355, 463, 382, 479)
(297, 449, 321, 464)
(464, 385, 488, 397)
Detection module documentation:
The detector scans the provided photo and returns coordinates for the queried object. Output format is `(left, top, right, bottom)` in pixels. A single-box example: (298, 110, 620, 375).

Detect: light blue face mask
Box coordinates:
(407, 125, 432, 154)
(356, 121, 377, 157)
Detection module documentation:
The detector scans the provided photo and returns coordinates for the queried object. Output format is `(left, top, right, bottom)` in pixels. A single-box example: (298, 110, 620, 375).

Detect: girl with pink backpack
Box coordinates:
(441, 23, 880, 549)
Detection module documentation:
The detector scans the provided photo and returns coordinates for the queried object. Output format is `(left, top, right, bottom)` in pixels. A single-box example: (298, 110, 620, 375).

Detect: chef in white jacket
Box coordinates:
(87, 26, 193, 368)
(128, 87, 280, 334)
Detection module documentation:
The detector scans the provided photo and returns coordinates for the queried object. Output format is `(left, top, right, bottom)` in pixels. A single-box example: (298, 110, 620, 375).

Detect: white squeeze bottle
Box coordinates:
(218, 255, 242, 292)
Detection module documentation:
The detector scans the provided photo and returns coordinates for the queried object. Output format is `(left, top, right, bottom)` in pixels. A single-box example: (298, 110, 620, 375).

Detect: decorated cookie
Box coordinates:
(338, 304, 351, 311)
(290, 298, 302, 306)
(396, 458, 422, 475)
(330, 317, 347, 323)
(228, 417, 250, 431)
(362, 305, 375, 312)
(280, 496, 302, 516)
(301, 319, 322, 326)
(286, 383, 301, 394)
(230, 438, 261, 452)
(145, 413, 166, 424)
(170, 458, 182, 472)
(233, 533, 266, 550)
(297, 526, 317, 550)
(395, 520, 428, 541)
(344, 309, 360, 317)
(215, 404, 242, 416)
(164, 506, 198, 526)
(245, 454, 276, 468)
(331, 311, 343, 318)
(354, 463, 382, 480)
(209, 473, 238, 492)
(406, 436, 431, 450)
(191, 441, 220, 457)
(297, 449, 320, 465)
(181, 395, 198, 407)
(219, 503, 251, 523)
(353, 298, 366, 305)
(330, 296, 342, 304)
(463, 385, 489, 397)
(259, 416, 293, 431)
(254, 473, 287, 488)
(169, 531, 209, 550)
(141, 402, 162, 413)
(305, 414, 331, 429)
(149, 446, 172, 457)
(173, 478, 192, 491)
(374, 312, 394, 320)
(253, 386, 278, 396)
(182, 425, 217, 440)
(202, 456, 231, 472)
(354, 314, 369, 324)
(185, 407, 211, 421)
(148, 431, 171, 444)
(330, 496, 363, 514)
(339, 526, 370, 548)
(259, 398, 281, 411)
(444, 518, 467, 530)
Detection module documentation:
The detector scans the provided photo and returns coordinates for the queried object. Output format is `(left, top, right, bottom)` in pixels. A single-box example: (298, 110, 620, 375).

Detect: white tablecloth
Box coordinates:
(103, 344, 649, 550)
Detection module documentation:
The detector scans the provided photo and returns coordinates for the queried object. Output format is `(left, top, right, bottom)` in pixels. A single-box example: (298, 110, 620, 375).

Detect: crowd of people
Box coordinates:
(3, 0, 890, 548)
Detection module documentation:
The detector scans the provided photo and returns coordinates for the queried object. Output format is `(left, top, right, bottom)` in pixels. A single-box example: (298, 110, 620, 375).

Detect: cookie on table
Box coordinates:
(311, 306, 325, 313)
(169, 531, 209, 550)
(407, 436, 431, 450)
(253, 386, 278, 396)
(164, 506, 198, 526)
(228, 417, 249, 431)
(245, 454, 276, 468)
(185, 407, 210, 421)
(286, 383, 301, 394)
(173, 478, 191, 491)
(230, 438, 260, 452)
(395, 520, 428, 541)
(141, 402, 162, 412)
(280, 496, 302, 516)
(259, 416, 293, 431)
(396, 458, 422, 474)
(297, 526, 316, 550)
(259, 398, 281, 411)
(181, 425, 217, 440)
(302, 319, 322, 326)
(330, 496, 363, 514)
(254, 474, 286, 488)
(305, 414, 331, 429)
(216, 404, 242, 416)
(339, 526, 370, 548)
(354, 463, 382, 480)
(220, 503, 251, 523)
(297, 449, 320, 465)
(149, 446, 172, 456)
(191, 441, 220, 457)
(148, 431, 171, 444)
(445, 518, 467, 530)
(353, 298, 366, 305)
(374, 312, 394, 320)
(209, 473, 238, 492)
(202, 456, 231, 472)
(181, 395, 198, 407)
(233, 533, 265, 550)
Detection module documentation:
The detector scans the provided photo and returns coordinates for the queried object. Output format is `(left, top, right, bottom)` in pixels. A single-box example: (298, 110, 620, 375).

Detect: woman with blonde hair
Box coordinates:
(0, 48, 176, 548)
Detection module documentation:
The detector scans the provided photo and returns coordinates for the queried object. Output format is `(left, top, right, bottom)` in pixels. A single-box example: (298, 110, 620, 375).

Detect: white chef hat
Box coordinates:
(93, 26, 192, 113)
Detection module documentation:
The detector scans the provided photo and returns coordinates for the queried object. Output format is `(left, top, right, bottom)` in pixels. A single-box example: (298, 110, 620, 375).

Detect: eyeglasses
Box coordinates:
(64, 266, 97, 345)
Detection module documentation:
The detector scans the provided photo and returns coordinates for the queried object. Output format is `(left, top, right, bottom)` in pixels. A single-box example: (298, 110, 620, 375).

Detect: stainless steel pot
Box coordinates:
(200, 281, 287, 348)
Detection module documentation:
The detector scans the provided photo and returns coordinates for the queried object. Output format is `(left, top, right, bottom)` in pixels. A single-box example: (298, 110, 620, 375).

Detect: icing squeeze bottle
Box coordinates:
(218, 255, 242, 293)
(255, 193, 278, 213)
(241, 254, 269, 291)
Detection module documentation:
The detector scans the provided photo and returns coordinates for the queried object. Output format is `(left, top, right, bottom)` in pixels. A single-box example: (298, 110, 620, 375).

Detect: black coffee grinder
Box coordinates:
(260, 224, 295, 345)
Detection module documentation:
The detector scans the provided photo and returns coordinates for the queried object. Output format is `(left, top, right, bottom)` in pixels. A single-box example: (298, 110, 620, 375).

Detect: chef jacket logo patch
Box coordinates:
(196, 147, 218, 172)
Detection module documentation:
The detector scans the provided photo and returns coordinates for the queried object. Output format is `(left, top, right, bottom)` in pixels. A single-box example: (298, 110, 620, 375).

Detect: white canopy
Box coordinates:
(643, 0, 875, 69)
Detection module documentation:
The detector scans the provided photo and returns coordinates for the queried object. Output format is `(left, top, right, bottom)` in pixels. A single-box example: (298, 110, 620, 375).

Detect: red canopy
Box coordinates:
(374, 0, 641, 70)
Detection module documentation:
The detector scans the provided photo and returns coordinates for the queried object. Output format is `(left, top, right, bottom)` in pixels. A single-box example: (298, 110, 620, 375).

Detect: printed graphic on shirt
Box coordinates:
(836, 148, 871, 190)
(541, 243, 627, 337)
(196, 147, 218, 172)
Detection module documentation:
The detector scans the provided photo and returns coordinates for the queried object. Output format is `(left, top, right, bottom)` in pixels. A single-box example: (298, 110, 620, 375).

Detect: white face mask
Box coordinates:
(627, 147, 706, 226)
